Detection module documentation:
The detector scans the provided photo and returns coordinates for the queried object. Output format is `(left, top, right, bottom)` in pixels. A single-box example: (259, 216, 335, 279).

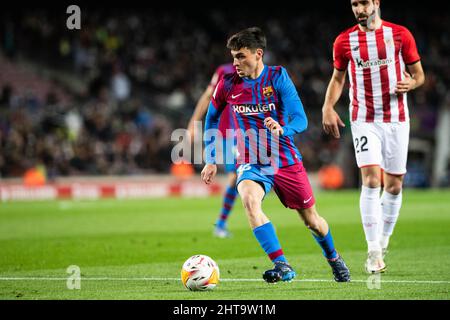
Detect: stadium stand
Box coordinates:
(0, 5, 448, 188)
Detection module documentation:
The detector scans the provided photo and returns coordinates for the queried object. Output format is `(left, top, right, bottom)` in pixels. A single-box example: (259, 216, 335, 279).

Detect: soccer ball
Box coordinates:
(181, 254, 220, 291)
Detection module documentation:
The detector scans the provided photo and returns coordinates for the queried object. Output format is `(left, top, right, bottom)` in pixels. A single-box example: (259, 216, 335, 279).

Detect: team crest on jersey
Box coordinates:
(263, 86, 274, 98)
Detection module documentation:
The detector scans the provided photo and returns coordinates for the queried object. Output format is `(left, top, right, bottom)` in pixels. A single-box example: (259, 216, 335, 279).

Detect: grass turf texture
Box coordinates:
(0, 189, 449, 300)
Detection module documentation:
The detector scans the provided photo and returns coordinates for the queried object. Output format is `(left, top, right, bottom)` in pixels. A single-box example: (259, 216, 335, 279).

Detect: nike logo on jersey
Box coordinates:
(303, 196, 313, 204)
(231, 93, 243, 99)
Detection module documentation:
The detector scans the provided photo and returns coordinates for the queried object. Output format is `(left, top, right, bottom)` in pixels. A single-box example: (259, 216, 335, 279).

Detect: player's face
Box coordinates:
(231, 47, 263, 78)
(351, 0, 379, 27)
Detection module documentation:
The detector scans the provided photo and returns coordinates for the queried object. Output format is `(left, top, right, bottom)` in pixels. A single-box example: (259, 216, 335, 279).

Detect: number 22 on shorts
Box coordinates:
(354, 136, 369, 153)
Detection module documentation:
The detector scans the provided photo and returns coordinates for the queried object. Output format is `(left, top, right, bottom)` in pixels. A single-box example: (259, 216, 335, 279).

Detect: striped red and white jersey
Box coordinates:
(333, 20, 420, 123)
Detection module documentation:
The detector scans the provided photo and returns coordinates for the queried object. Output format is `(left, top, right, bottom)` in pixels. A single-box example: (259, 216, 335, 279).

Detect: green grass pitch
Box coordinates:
(0, 189, 449, 300)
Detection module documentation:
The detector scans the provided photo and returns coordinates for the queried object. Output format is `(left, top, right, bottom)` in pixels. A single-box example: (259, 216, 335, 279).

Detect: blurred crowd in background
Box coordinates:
(0, 4, 448, 187)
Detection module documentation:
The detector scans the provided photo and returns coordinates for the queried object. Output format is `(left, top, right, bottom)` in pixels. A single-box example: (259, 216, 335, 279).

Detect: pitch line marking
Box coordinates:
(0, 277, 449, 284)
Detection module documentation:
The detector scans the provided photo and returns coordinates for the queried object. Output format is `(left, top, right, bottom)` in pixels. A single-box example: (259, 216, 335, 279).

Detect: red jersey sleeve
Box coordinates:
(401, 27, 420, 65)
(208, 67, 224, 90)
(210, 78, 227, 112)
(333, 34, 349, 71)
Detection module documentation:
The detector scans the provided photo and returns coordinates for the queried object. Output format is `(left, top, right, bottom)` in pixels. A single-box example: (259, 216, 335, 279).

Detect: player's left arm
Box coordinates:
(395, 27, 425, 93)
(395, 61, 425, 93)
(264, 68, 308, 136)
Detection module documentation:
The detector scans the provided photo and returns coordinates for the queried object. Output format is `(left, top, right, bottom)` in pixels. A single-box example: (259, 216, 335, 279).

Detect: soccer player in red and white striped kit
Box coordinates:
(322, 0, 425, 273)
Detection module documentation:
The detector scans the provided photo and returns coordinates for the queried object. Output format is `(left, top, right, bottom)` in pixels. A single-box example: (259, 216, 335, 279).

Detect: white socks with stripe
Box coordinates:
(380, 190, 402, 250)
(360, 186, 382, 252)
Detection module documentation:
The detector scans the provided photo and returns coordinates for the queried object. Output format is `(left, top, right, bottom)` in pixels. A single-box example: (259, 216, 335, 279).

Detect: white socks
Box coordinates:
(360, 186, 382, 252)
(360, 186, 403, 252)
(380, 190, 402, 249)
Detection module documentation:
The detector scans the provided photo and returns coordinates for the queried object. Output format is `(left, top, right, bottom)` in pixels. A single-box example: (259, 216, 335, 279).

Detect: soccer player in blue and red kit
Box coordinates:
(201, 27, 351, 283)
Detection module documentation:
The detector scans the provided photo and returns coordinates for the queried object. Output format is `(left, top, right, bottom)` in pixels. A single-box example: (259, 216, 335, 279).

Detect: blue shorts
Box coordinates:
(236, 164, 274, 194)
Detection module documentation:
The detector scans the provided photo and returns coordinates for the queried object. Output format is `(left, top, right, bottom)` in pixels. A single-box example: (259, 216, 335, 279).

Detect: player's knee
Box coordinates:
(363, 175, 381, 188)
(385, 185, 402, 195)
(241, 194, 261, 214)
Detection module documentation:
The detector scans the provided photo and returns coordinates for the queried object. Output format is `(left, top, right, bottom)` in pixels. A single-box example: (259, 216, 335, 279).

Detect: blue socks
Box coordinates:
(312, 229, 338, 260)
(253, 222, 287, 263)
(216, 186, 238, 229)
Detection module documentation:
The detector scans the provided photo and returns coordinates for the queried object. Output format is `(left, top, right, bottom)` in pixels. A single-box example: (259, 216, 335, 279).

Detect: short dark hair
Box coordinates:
(226, 27, 266, 52)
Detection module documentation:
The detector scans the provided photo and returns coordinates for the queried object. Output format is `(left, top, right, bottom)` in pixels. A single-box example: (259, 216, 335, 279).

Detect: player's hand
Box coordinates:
(395, 71, 416, 94)
(322, 108, 345, 139)
(201, 164, 217, 185)
(264, 117, 284, 136)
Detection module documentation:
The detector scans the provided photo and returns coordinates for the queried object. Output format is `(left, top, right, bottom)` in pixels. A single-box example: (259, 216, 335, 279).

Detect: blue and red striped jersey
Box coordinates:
(204, 65, 308, 168)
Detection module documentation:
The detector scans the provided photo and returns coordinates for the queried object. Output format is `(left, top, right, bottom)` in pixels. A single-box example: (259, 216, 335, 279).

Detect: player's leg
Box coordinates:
(236, 165, 295, 283)
(272, 162, 350, 281)
(297, 205, 334, 257)
(379, 121, 409, 257)
(360, 165, 383, 252)
(360, 165, 386, 273)
(214, 171, 237, 238)
(351, 122, 386, 273)
(237, 179, 295, 283)
(237, 179, 269, 228)
(297, 205, 350, 282)
(380, 173, 404, 256)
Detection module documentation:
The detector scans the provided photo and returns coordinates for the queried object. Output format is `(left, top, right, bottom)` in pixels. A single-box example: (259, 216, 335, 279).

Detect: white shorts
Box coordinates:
(350, 121, 410, 175)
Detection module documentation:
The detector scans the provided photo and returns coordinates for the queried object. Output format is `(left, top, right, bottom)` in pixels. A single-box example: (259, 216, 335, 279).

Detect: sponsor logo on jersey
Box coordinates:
(232, 103, 276, 115)
(355, 58, 393, 69)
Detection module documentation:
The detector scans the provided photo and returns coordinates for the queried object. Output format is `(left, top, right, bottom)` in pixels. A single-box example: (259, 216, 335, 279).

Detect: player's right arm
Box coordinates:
(322, 34, 348, 139)
(201, 80, 226, 185)
(322, 68, 347, 139)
